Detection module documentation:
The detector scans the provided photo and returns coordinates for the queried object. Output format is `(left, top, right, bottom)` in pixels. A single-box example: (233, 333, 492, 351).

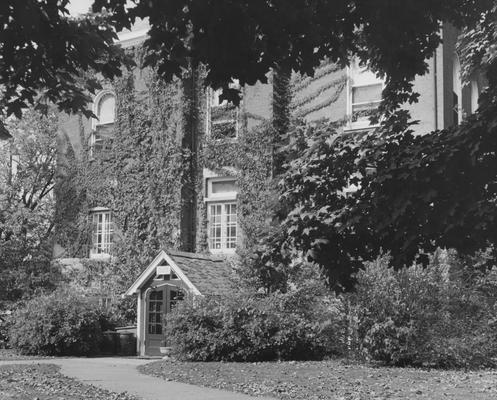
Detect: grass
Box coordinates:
(139, 359, 497, 400)
(0, 363, 139, 400)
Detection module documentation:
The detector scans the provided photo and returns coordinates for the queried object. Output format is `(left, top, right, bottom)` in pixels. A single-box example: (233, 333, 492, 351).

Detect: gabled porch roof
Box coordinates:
(124, 249, 234, 297)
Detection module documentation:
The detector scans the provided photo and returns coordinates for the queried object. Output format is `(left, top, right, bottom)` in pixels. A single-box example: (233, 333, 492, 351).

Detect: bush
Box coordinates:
(166, 275, 347, 361)
(8, 290, 112, 356)
(350, 250, 497, 368)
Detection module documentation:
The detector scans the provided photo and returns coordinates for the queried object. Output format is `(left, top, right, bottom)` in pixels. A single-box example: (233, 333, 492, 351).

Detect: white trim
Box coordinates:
(136, 290, 144, 355)
(89, 206, 111, 212)
(90, 90, 116, 157)
(205, 176, 237, 200)
(125, 250, 201, 296)
(91, 90, 116, 129)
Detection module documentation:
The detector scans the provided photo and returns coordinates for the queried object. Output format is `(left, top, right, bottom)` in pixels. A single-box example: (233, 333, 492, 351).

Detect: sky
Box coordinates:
(67, 0, 93, 16)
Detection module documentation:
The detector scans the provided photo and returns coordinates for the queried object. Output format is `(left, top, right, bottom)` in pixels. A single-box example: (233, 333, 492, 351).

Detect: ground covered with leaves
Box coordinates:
(0, 363, 138, 400)
(0, 349, 50, 360)
(139, 360, 497, 400)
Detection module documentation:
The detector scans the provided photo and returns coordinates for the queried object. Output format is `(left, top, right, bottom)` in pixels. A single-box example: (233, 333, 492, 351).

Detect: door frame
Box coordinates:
(143, 283, 182, 356)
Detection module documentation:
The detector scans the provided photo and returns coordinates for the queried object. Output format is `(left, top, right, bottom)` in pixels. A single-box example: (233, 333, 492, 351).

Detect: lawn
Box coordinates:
(0, 363, 138, 400)
(139, 359, 497, 400)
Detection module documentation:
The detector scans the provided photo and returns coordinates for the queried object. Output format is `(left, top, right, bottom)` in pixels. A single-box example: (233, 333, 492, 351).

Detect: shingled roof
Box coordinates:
(125, 249, 234, 296)
(167, 250, 234, 295)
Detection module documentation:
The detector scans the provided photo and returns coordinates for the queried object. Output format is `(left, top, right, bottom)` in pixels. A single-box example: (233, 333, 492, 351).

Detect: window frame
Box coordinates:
(205, 177, 238, 201)
(206, 82, 240, 140)
(89, 207, 114, 259)
(90, 90, 116, 157)
(204, 177, 238, 254)
(452, 55, 463, 125)
(207, 201, 238, 254)
(346, 61, 384, 131)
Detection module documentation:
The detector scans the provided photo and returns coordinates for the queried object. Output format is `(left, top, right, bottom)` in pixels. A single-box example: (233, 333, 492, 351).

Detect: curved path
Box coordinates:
(0, 357, 274, 400)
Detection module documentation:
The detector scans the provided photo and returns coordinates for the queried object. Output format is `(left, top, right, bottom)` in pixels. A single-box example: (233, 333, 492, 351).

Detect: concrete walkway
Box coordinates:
(0, 357, 274, 400)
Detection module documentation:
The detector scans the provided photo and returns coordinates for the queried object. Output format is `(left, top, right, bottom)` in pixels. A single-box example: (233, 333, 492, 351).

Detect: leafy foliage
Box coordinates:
(55, 64, 191, 323)
(166, 266, 346, 361)
(270, 66, 497, 289)
(93, 0, 490, 117)
(8, 289, 112, 356)
(350, 251, 497, 368)
(0, 110, 62, 304)
(0, 1, 130, 119)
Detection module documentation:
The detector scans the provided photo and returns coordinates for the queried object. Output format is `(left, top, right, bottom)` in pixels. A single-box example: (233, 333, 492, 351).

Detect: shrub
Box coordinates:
(8, 290, 112, 356)
(166, 274, 347, 361)
(0, 313, 12, 349)
(350, 250, 497, 368)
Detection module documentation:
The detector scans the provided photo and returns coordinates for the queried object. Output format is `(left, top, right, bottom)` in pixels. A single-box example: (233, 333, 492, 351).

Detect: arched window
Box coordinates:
(452, 55, 462, 125)
(91, 91, 116, 155)
(97, 93, 115, 125)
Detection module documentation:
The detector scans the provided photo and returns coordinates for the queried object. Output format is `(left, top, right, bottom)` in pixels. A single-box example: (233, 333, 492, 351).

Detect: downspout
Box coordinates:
(433, 48, 438, 131)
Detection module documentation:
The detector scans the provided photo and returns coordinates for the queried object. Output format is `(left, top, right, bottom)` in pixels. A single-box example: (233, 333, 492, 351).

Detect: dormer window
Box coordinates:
(91, 91, 116, 156)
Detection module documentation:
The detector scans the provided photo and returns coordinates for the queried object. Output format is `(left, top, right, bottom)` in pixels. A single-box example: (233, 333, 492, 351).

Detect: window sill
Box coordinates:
(89, 253, 112, 261)
(343, 123, 380, 133)
(209, 248, 237, 255)
(206, 136, 238, 143)
(204, 196, 237, 202)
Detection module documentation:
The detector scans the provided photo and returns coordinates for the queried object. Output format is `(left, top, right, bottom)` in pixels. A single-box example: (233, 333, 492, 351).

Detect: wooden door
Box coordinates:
(144, 286, 184, 356)
(145, 289, 164, 356)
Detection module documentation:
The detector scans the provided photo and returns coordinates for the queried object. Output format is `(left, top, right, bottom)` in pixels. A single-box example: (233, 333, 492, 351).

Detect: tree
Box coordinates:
(93, 0, 492, 117)
(0, 0, 129, 120)
(0, 109, 62, 304)
(1, 1, 493, 127)
(264, 4, 497, 291)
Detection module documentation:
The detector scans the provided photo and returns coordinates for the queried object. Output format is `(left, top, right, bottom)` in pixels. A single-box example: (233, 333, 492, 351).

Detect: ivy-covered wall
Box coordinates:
(55, 49, 191, 264)
(54, 50, 349, 294)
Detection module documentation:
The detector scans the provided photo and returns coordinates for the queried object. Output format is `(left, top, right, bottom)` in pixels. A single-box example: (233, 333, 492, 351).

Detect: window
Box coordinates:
(471, 79, 479, 114)
(205, 177, 238, 253)
(9, 153, 19, 183)
(347, 60, 383, 130)
(452, 55, 462, 125)
(91, 92, 115, 156)
(148, 290, 163, 335)
(90, 209, 113, 258)
(169, 289, 184, 311)
(206, 83, 239, 140)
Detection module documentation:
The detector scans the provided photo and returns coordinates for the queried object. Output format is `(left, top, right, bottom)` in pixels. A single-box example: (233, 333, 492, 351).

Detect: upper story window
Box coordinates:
(347, 60, 383, 130)
(205, 177, 237, 253)
(452, 55, 462, 125)
(90, 208, 114, 258)
(470, 79, 479, 114)
(91, 91, 116, 156)
(206, 83, 240, 140)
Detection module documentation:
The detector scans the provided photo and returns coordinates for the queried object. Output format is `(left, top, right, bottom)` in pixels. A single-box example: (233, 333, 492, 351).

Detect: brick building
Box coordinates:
(52, 22, 483, 355)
